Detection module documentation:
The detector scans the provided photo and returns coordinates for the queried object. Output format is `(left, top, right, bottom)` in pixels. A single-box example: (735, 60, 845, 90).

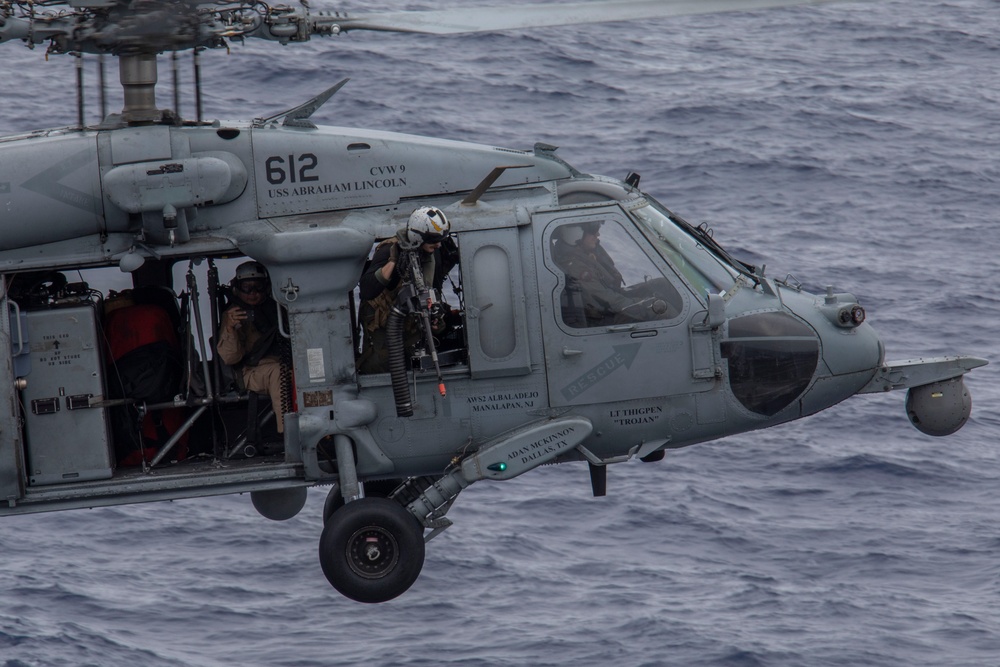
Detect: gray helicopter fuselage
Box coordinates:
(0, 119, 979, 516)
(0, 0, 987, 605)
(0, 121, 571, 252)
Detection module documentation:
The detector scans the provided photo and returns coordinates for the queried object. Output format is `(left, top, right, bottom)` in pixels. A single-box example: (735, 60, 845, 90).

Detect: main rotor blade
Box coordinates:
(334, 0, 870, 35)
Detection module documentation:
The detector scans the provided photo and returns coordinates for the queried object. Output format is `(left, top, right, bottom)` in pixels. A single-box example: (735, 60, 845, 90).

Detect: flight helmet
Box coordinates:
(233, 261, 269, 295)
(400, 207, 450, 250)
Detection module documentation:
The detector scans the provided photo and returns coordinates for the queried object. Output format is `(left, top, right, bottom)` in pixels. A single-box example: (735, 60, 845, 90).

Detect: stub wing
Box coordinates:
(858, 356, 988, 394)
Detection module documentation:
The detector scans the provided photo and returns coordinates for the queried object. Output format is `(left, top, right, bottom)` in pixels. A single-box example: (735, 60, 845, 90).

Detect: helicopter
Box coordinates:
(0, 0, 987, 604)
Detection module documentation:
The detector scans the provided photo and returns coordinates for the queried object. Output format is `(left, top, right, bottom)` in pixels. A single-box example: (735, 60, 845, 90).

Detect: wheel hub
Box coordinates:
(346, 526, 399, 579)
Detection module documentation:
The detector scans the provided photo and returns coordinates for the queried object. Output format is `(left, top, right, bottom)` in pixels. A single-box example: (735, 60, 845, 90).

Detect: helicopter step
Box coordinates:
(0, 456, 306, 516)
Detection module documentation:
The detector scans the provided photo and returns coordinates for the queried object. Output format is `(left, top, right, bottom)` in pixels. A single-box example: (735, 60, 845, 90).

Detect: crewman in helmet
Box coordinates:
(555, 221, 671, 327)
(217, 261, 288, 434)
(357, 206, 459, 374)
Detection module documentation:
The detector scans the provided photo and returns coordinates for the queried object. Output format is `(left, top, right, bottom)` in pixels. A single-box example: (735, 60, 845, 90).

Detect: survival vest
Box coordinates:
(362, 238, 437, 332)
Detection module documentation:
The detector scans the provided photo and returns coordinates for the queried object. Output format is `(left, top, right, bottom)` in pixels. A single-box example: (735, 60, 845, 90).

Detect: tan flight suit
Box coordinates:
(217, 307, 285, 433)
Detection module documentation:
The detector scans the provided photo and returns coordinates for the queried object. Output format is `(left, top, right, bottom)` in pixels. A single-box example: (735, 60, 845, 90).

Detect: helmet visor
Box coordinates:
(418, 231, 446, 244)
(237, 279, 268, 295)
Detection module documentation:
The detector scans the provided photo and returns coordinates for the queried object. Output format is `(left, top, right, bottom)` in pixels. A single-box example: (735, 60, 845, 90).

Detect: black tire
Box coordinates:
(318, 497, 425, 603)
(322, 478, 403, 524)
(323, 484, 345, 523)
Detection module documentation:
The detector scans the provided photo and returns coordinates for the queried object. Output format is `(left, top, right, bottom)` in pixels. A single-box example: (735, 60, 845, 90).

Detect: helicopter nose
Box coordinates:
(720, 287, 884, 419)
(815, 314, 884, 377)
(782, 287, 885, 405)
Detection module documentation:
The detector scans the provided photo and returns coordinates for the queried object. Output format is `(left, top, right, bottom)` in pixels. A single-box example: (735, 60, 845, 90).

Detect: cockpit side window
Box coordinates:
(629, 201, 739, 298)
(549, 219, 684, 329)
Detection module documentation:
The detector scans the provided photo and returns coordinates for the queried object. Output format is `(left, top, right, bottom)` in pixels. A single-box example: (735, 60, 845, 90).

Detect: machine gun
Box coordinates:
(386, 247, 447, 417)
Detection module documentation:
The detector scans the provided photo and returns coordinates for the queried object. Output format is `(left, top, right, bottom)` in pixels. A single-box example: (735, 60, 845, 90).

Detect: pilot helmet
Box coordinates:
(559, 221, 602, 246)
(233, 260, 269, 295)
(400, 207, 450, 250)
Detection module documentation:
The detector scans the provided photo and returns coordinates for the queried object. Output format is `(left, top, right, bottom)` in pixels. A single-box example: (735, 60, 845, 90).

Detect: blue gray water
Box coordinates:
(1, 1, 998, 665)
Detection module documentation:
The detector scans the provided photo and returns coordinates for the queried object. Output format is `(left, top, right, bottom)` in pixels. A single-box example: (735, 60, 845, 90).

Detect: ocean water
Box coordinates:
(1, 1, 998, 665)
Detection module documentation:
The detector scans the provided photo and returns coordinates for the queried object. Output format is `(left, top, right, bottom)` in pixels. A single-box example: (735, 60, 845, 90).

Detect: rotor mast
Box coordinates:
(120, 53, 161, 124)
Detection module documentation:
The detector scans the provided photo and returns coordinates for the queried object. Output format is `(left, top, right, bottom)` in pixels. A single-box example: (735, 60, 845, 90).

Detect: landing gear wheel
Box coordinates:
(318, 497, 425, 603)
(323, 484, 345, 523)
(322, 478, 403, 524)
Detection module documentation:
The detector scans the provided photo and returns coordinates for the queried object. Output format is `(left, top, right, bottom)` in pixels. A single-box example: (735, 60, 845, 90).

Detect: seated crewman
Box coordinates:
(556, 221, 670, 327)
(216, 261, 287, 434)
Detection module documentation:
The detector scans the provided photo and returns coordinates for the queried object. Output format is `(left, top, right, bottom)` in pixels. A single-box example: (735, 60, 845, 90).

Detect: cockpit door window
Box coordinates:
(537, 209, 710, 407)
(549, 218, 684, 330)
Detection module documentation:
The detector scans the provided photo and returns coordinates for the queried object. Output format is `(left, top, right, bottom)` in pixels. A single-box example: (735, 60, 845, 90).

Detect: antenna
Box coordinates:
(254, 79, 350, 129)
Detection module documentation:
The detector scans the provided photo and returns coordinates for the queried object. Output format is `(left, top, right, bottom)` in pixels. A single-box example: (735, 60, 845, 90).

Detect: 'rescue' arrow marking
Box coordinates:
(21, 147, 101, 214)
(560, 343, 641, 401)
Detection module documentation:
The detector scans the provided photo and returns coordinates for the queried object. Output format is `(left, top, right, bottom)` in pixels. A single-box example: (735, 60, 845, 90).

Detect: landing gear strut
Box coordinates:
(318, 497, 425, 603)
(322, 478, 403, 524)
(318, 418, 593, 602)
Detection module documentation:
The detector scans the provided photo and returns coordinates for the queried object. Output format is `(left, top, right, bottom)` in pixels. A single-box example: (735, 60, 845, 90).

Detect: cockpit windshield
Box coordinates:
(629, 199, 740, 297)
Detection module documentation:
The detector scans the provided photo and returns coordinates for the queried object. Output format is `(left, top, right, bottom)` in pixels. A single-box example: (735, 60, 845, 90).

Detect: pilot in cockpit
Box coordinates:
(554, 221, 672, 327)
